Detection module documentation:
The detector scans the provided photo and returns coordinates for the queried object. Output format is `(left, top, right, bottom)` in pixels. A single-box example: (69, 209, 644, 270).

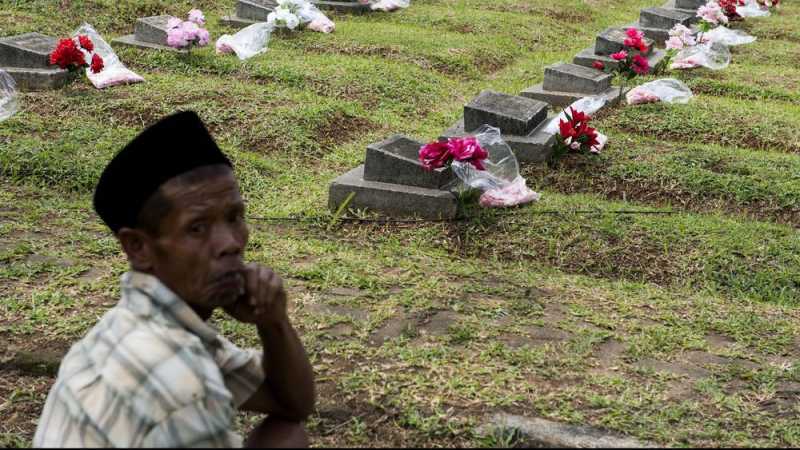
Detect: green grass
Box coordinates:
(2, 0, 800, 447)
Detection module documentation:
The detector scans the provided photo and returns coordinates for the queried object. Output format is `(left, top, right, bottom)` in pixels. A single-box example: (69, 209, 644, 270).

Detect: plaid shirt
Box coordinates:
(33, 271, 265, 448)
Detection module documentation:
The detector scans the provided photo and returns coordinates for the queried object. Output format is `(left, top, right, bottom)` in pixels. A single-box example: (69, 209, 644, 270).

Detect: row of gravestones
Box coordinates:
(0, 0, 370, 90)
(328, 0, 708, 219)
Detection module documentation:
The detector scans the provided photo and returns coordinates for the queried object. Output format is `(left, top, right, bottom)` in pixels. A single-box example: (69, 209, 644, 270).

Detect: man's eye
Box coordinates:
(189, 223, 207, 234)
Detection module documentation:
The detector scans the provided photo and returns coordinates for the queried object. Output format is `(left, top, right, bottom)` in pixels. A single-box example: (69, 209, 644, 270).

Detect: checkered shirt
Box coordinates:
(33, 271, 265, 448)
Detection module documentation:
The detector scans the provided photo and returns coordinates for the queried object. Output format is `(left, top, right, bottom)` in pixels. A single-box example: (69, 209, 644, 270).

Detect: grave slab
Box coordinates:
(675, 0, 707, 9)
(640, 7, 695, 30)
(363, 135, 455, 189)
(463, 90, 548, 136)
(223, 0, 369, 26)
(329, 166, 458, 219)
(594, 27, 655, 56)
(112, 16, 188, 53)
(0, 33, 71, 91)
(574, 46, 667, 74)
(542, 62, 612, 95)
(520, 83, 621, 109)
(440, 119, 554, 164)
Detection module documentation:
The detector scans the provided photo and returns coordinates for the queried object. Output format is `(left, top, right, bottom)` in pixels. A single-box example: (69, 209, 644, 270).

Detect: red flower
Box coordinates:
(90, 53, 104, 74)
(631, 54, 650, 75)
(77, 35, 94, 52)
(418, 140, 451, 171)
(49, 38, 87, 70)
(448, 137, 488, 170)
(610, 50, 628, 61)
(592, 61, 605, 70)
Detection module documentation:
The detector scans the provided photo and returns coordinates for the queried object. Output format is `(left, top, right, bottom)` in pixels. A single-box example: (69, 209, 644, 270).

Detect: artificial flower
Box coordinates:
(448, 137, 488, 170)
(77, 35, 94, 52)
(418, 141, 451, 170)
(610, 50, 628, 61)
(666, 35, 684, 50)
(90, 53, 104, 73)
(49, 38, 86, 70)
(592, 61, 605, 70)
(631, 54, 650, 75)
(188, 8, 206, 25)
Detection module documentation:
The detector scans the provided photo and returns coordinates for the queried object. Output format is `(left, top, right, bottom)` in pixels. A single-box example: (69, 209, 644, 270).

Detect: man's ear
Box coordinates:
(117, 227, 155, 272)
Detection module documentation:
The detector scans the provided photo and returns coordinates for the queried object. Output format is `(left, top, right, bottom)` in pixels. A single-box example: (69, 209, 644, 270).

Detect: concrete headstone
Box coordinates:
(463, 90, 548, 136)
(639, 7, 695, 30)
(541, 63, 612, 95)
(0, 32, 70, 90)
(113, 15, 187, 52)
(363, 135, 455, 189)
(594, 27, 654, 56)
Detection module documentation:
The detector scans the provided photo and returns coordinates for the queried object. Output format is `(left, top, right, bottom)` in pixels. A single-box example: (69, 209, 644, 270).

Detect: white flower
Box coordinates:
(268, 7, 301, 29)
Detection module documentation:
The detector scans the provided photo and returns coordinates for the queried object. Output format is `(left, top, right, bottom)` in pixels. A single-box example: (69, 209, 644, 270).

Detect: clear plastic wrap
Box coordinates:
(0, 69, 19, 122)
(737, 0, 771, 17)
(298, 4, 335, 33)
(216, 22, 274, 60)
(72, 23, 144, 89)
(626, 78, 693, 105)
(670, 41, 731, 70)
(447, 125, 541, 208)
(369, 0, 410, 12)
(267, 0, 335, 32)
(705, 26, 756, 46)
(543, 96, 607, 135)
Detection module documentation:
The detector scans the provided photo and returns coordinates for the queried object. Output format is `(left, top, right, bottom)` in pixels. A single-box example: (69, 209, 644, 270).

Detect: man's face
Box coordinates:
(147, 168, 249, 311)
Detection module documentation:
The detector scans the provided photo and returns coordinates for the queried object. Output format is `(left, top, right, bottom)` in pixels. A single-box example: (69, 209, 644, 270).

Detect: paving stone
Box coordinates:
(440, 118, 554, 164)
(573, 46, 667, 74)
(363, 134, 455, 189)
(112, 16, 187, 53)
(594, 27, 655, 56)
(639, 7, 695, 30)
(542, 63, 612, 95)
(463, 90, 549, 136)
(478, 413, 655, 448)
(328, 165, 458, 219)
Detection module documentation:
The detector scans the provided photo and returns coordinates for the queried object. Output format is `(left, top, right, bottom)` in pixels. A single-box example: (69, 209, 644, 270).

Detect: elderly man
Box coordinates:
(33, 111, 315, 447)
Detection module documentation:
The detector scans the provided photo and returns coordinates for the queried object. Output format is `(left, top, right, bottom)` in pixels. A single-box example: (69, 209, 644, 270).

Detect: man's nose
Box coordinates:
(214, 223, 244, 258)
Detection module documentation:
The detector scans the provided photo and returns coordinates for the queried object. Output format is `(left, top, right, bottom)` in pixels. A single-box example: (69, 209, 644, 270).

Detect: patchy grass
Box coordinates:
(2, 0, 800, 447)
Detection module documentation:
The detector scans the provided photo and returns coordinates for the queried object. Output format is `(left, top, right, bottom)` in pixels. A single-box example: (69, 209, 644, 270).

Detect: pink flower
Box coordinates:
(698, 1, 728, 24)
(625, 28, 645, 41)
(167, 17, 182, 29)
(167, 26, 189, 48)
(632, 54, 650, 75)
(448, 137, 488, 170)
(180, 21, 200, 41)
(188, 9, 206, 26)
(196, 28, 210, 46)
(418, 141, 451, 171)
(610, 50, 628, 61)
(592, 61, 605, 70)
(666, 36, 684, 50)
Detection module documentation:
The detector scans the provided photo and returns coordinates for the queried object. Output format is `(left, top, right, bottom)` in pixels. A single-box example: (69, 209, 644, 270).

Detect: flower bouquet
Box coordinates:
(268, 0, 335, 33)
(552, 107, 605, 159)
(72, 23, 144, 89)
(49, 34, 105, 84)
(419, 126, 540, 208)
(166, 9, 210, 52)
(359, 0, 411, 12)
(668, 3, 734, 70)
(592, 28, 651, 103)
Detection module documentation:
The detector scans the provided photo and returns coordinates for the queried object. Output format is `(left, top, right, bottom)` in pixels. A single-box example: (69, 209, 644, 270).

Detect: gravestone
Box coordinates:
(441, 90, 554, 163)
(638, 6, 697, 43)
(222, 0, 371, 28)
(0, 32, 70, 90)
(674, 0, 707, 10)
(573, 27, 667, 72)
(329, 135, 458, 219)
(521, 62, 620, 108)
(112, 15, 188, 53)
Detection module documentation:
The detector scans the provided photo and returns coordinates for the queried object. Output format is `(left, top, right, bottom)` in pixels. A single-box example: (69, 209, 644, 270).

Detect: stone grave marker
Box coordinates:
(441, 90, 554, 163)
(674, 0, 707, 10)
(573, 27, 666, 72)
(113, 15, 188, 53)
(222, 0, 371, 28)
(638, 6, 697, 43)
(520, 62, 620, 108)
(0, 32, 70, 90)
(329, 135, 458, 219)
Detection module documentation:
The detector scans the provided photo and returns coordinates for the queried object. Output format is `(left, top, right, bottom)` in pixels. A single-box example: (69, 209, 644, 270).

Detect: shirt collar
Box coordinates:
(121, 271, 221, 347)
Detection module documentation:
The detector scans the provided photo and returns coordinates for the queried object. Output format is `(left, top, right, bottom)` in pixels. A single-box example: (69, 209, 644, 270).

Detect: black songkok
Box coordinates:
(93, 110, 232, 233)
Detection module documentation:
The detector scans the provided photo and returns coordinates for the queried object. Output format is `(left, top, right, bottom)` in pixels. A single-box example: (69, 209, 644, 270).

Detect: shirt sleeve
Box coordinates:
(213, 335, 266, 408)
(140, 398, 243, 448)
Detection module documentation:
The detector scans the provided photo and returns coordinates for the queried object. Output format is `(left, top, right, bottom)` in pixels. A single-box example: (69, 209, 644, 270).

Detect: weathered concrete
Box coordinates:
(441, 119, 554, 164)
(520, 83, 621, 109)
(112, 16, 188, 53)
(640, 7, 695, 30)
(329, 166, 458, 219)
(573, 46, 667, 73)
(675, 0, 707, 9)
(542, 63, 612, 95)
(0, 33, 71, 90)
(237, 0, 278, 21)
(314, 0, 372, 13)
(477, 413, 657, 448)
(112, 34, 187, 53)
(464, 90, 548, 136)
(594, 27, 655, 56)
(363, 135, 456, 189)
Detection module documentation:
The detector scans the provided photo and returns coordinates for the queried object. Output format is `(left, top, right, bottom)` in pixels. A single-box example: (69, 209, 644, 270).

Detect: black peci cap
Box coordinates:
(93, 110, 232, 233)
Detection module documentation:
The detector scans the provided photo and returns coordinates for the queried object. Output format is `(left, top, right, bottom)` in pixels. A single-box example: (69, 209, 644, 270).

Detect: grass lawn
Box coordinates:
(1, 0, 799, 447)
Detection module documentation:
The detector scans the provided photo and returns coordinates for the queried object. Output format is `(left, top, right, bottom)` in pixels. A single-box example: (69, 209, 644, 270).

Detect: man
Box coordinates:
(33, 111, 315, 447)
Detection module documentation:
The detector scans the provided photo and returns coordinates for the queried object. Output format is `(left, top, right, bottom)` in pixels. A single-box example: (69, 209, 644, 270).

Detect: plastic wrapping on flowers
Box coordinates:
(704, 26, 756, 46)
(543, 96, 607, 135)
(0, 70, 19, 122)
(737, 0, 771, 17)
(670, 41, 731, 70)
(72, 23, 144, 89)
(446, 125, 541, 208)
(268, 0, 335, 33)
(366, 0, 411, 12)
(626, 78, 693, 105)
(216, 22, 274, 60)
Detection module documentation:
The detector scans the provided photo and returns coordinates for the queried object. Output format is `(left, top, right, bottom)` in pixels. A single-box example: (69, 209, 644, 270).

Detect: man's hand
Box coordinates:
(224, 263, 289, 326)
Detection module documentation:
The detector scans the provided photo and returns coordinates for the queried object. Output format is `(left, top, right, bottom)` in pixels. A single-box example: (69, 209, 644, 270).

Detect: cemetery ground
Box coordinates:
(1, 0, 800, 447)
